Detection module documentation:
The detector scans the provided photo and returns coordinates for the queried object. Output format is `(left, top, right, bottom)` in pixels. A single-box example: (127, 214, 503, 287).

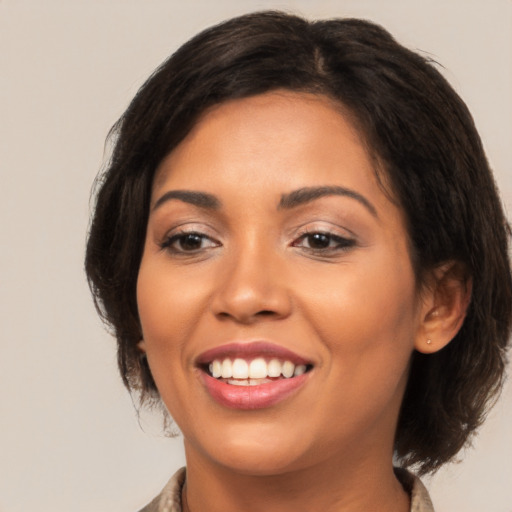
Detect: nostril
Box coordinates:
(211, 282, 292, 323)
(215, 308, 280, 323)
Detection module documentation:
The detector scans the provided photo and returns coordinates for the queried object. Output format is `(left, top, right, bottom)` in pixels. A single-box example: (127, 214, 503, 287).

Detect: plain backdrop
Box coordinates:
(1, 1, 511, 511)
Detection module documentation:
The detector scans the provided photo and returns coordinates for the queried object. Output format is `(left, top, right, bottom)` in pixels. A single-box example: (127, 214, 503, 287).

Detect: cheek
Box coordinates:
(136, 259, 204, 416)
(136, 259, 207, 379)
(302, 262, 418, 419)
(296, 251, 419, 368)
(138, 259, 202, 338)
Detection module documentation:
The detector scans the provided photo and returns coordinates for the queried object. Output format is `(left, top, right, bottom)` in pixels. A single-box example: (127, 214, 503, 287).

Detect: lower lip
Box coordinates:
(200, 372, 310, 410)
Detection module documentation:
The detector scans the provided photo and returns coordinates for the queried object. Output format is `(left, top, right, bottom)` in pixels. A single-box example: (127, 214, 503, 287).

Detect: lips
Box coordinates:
(196, 341, 313, 409)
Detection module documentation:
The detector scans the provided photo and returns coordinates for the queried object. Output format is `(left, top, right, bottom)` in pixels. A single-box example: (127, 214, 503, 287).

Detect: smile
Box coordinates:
(196, 342, 314, 409)
(208, 357, 309, 384)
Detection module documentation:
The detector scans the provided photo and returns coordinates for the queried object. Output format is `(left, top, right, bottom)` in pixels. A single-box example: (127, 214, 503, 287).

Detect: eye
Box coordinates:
(161, 231, 219, 254)
(293, 231, 355, 253)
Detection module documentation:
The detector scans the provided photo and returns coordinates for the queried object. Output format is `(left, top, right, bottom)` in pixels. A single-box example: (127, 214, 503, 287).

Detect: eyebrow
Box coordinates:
(152, 185, 377, 217)
(278, 186, 378, 217)
(152, 190, 221, 211)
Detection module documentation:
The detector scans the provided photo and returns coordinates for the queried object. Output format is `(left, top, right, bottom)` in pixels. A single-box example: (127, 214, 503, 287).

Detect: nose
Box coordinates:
(210, 242, 293, 324)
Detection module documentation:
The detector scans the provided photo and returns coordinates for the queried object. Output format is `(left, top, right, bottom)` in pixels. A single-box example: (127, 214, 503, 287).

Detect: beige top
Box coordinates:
(138, 467, 435, 512)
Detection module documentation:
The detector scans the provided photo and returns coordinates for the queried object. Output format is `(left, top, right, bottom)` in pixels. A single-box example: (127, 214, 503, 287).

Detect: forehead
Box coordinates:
(153, 91, 381, 195)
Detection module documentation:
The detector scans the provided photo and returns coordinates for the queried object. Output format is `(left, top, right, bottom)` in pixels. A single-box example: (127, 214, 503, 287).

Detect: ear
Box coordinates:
(414, 261, 472, 354)
(137, 339, 147, 353)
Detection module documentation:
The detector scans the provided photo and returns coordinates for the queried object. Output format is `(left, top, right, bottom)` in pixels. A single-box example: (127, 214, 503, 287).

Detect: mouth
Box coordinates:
(196, 342, 314, 409)
(201, 357, 312, 386)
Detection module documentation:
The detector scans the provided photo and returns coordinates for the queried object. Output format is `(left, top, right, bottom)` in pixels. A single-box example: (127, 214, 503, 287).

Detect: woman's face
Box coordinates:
(137, 91, 427, 475)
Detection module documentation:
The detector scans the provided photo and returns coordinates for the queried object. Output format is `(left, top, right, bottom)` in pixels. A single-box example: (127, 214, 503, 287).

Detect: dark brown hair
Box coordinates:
(85, 11, 512, 474)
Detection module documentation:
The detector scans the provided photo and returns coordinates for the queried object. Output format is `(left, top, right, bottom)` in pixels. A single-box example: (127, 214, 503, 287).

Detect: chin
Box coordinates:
(213, 449, 308, 477)
(185, 425, 317, 477)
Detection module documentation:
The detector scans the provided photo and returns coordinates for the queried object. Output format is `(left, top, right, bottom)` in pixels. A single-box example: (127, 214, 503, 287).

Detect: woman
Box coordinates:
(85, 11, 512, 512)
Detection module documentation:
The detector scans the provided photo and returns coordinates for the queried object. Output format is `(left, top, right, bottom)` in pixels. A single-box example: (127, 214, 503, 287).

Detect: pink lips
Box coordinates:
(196, 341, 310, 366)
(196, 341, 312, 410)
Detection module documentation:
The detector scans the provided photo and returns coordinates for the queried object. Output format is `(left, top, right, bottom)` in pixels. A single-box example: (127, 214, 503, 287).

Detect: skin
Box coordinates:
(137, 91, 462, 511)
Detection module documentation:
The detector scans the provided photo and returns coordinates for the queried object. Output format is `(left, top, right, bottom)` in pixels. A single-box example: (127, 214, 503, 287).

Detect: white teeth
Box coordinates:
(267, 359, 282, 377)
(282, 361, 295, 378)
(249, 358, 267, 378)
(221, 359, 233, 378)
(294, 364, 307, 376)
(227, 379, 250, 386)
(227, 378, 273, 386)
(209, 357, 308, 380)
(212, 360, 222, 378)
(232, 358, 249, 379)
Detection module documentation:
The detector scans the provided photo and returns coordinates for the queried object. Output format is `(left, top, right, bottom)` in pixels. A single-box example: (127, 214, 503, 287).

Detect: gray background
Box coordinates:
(1, 1, 511, 511)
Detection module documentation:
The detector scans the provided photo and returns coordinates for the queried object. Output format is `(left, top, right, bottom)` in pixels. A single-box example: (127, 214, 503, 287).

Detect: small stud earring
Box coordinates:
(426, 338, 432, 345)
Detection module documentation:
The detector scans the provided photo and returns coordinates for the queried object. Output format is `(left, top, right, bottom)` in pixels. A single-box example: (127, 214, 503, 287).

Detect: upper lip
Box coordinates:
(195, 341, 312, 366)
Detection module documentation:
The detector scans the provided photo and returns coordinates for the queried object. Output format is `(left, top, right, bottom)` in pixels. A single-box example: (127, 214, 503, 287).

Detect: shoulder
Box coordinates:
(138, 467, 186, 512)
(395, 467, 435, 512)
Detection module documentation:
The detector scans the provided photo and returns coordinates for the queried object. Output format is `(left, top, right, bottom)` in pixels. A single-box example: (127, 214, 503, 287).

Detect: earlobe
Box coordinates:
(137, 339, 147, 353)
(415, 262, 472, 354)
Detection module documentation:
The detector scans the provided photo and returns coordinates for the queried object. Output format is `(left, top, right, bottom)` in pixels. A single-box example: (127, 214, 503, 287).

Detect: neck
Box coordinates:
(182, 445, 409, 512)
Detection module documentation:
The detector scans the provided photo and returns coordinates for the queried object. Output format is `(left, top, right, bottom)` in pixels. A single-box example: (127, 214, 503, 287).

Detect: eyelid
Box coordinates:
(157, 220, 219, 241)
(291, 220, 357, 240)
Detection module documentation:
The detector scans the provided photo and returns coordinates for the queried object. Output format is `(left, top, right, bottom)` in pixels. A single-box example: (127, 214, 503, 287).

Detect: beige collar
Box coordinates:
(139, 466, 435, 512)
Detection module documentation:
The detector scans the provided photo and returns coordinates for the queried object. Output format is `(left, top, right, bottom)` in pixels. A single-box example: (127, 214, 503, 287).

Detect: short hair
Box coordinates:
(85, 11, 512, 474)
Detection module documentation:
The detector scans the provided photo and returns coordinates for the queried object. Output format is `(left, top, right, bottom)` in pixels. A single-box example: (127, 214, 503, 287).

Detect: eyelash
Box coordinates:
(160, 230, 220, 255)
(160, 229, 356, 257)
(292, 230, 356, 255)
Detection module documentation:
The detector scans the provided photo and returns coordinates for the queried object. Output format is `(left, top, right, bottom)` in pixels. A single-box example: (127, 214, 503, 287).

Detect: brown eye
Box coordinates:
(306, 233, 331, 249)
(177, 233, 204, 251)
(161, 231, 219, 254)
(293, 231, 356, 253)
